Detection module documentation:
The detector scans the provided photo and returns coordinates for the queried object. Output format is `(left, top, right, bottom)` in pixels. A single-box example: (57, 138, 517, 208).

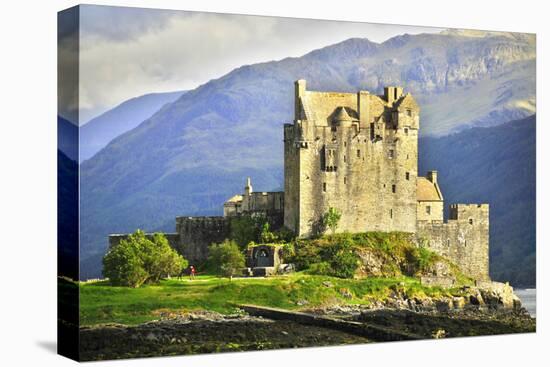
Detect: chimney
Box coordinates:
(295, 79, 307, 120)
(427, 171, 438, 184)
(244, 177, 253, 196)
(384, 86, 404, 104)
(357, 91, 370, 128)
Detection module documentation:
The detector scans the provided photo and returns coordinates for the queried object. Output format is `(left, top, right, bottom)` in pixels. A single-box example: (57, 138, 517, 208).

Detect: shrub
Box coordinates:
(292, 234, 359, 278)
(207, 240, 245, 279)
(103, 230, 187, 287)
(322, 207, 342, 234)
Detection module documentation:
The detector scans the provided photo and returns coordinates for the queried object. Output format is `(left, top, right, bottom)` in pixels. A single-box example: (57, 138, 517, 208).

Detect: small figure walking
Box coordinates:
(189, 265, 196, 280)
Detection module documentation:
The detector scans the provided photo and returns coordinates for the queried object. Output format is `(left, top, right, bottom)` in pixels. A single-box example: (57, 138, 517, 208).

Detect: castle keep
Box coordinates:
(110, 80, 490, 280)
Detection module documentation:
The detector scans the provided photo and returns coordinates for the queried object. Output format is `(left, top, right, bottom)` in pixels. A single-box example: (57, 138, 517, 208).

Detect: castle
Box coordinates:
(110, 80, 490, 280)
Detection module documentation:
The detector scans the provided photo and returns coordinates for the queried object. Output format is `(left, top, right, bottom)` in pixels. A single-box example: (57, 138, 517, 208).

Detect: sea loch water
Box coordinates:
(515, 289, 536, 318)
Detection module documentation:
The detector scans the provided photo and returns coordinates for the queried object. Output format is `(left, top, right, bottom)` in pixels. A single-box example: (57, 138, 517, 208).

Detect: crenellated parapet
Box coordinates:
(417, 203, 490, 280)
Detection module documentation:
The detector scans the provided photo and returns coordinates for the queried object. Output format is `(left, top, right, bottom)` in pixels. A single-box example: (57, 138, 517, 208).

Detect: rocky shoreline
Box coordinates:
(79, 284, 535, 361)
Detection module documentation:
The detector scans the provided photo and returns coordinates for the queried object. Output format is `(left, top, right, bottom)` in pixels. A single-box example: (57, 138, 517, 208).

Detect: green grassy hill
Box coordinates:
(79, 274, 450, 326)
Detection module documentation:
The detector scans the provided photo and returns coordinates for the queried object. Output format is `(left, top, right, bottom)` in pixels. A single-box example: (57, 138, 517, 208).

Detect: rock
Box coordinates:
(322, 281, 334, 287)
(296, 299, 309, 306)
(432, 328, 446, 339)
(145, 332, 158, 342)
(452, 297, 466, 309)
(435, 299, 453, 312)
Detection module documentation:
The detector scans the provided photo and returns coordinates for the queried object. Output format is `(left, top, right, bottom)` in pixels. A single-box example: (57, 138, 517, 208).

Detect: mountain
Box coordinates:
(58, 116, 78, 161)
(80, 91, 186, 162)
(419, 115, 536, 286)
(79, 31, 535, 280)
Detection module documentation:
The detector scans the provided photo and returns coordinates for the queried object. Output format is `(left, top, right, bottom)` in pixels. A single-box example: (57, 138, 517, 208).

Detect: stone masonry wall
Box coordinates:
(175, 216, 231, 265)
(284, 80, 419, 237)
(417, 204, 490, 280)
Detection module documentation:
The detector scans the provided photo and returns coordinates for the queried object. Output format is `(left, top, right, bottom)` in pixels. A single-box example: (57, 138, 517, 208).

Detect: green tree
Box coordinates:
(322, 207, 342, 234)
(103, 230, 187, 287)
(207, 240, 245, 279)
(260, 222, 278, 243)
(230, 216, 264, 249)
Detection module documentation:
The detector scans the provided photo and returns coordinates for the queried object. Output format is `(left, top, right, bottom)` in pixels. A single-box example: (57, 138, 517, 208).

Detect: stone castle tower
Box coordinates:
(284, 80, 420, 236)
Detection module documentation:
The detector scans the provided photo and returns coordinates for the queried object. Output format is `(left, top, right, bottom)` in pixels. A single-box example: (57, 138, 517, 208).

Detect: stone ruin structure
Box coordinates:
(110, 79, 490, 280)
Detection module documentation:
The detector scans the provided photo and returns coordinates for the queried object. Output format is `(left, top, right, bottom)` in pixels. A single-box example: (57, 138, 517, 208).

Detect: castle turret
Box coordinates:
(244, 177, 253, 196)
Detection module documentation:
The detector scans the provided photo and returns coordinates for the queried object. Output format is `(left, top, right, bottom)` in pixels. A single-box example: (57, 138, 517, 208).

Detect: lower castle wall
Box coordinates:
(175, 216, 231, 265)
(417, 204, 489, 280)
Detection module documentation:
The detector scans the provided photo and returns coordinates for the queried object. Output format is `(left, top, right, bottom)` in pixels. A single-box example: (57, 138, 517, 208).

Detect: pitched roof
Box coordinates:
(417, 177, 443, 201)
(224, 194, 243, 204)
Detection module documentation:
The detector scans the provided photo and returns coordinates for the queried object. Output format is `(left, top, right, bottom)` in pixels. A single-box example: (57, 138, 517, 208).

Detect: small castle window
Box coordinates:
(344, 155, 346, 163)
(447, 239, 451, 246)
(406, 109, 412, 117)
(323, 182, 327, 192)
(469, 218, 474, 225)
(388, 149, 395, 159)
(390, 209, 393, 218)
(357, 149, 361, 158)
(426, 206, 431, 215)
(344, 177, 347, 185)
(392, 184, 396, 193)
(406, 172, 410, 180)
(404, 128, 409, 135)
(344, 141, 347, 147)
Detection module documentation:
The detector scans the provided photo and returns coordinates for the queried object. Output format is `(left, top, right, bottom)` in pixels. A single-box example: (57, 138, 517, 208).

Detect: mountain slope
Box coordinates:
(79, 32, 535, 279)
(80, 91, 186, 162)
(419, 115, 536, 286)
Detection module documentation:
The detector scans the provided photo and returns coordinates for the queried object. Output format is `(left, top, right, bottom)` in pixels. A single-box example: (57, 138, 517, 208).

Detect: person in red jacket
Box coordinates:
(189, 265, 196, 280)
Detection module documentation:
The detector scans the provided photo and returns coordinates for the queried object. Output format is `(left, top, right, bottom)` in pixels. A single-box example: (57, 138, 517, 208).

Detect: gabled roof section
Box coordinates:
(224, 194, 243, 204)
(394, 93, 419, 110)
(417, 177, 443, 201)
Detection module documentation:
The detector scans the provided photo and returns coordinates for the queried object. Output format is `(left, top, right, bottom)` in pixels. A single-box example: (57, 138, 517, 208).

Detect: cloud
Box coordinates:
(75, 6, 443, 123)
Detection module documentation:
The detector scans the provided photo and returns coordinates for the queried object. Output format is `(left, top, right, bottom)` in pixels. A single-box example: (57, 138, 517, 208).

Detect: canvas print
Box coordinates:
(58, 4, 536, 362)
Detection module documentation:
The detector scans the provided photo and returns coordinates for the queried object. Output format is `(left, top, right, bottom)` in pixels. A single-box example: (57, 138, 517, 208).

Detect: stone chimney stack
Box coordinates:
(427, 170, 438, 184)
(244, 177, 253, 196)
(384, 86, 404, 104)
(357, 90, 370, 128)
(295, 79, 307, 120)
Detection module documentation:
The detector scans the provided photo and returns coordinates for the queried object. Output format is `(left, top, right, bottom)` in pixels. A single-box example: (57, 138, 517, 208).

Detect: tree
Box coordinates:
(230, 216, 264, 249)
(260, 222, 278, 243)
(103, 230, 187, 287)
(207, 240, 245, 279)
(322, 207, 342, 234)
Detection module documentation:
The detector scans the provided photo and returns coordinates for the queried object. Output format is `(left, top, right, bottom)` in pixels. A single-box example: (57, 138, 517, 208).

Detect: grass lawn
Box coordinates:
(78, 273, 450, 326)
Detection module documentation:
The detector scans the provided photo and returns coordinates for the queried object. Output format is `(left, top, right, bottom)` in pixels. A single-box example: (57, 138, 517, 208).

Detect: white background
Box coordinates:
(0, 0, 547, 365)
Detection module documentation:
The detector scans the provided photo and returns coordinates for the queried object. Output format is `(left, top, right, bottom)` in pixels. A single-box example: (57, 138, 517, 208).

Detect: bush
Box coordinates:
(207, 240, 245, 279)
(322, 207, 342, 234)
(292, 234, 359, 278)
(103, 230, 187, 287)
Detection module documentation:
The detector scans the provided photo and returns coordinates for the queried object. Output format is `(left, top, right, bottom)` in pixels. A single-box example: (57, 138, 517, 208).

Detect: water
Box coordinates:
(515, 288, 536, 318)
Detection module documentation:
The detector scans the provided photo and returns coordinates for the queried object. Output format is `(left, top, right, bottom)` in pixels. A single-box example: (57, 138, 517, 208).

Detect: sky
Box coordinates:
(60, 5, 444, 124)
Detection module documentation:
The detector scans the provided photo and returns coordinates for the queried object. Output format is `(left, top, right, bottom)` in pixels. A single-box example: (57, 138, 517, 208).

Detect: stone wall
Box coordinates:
(417, 204, 490, 280)
(175, 216, 231, 265)
(284, 80, 419, 237)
